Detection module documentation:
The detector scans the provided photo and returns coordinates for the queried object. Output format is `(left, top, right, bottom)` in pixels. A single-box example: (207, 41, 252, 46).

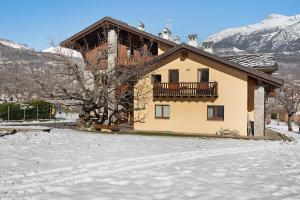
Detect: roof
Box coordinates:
(223, 54, 278, 70)
(61, 16, 177, 48)
(147, 44, 282, 87)
(61, 16, 282, 87)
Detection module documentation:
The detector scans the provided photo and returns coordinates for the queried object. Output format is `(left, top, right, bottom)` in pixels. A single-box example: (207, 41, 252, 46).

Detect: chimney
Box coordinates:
(188, 34, 198, 48)
(162, 27, 172, 40)
(202, 41, 214, 54)
(137, 22, 145, 31)
(173, 36, 181, 44)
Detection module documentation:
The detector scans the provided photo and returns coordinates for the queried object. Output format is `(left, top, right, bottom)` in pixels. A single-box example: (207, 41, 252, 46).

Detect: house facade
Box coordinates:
(62, 17, 282, 137)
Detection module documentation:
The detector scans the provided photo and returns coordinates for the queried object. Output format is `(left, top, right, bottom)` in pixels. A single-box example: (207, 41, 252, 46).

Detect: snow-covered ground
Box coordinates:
(1, 124, 300, 199)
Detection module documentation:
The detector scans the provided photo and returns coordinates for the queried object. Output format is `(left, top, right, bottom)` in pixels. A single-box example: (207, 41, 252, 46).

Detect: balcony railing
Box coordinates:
(115, 56, 154, 66)
(153, 82, 218, 98)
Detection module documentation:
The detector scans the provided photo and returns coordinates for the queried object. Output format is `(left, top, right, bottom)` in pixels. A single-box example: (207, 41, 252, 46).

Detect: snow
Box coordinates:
(232, 47, 243, 52)
(207, 13, 300, 43)
(270, 21, 300, 50)
(0, 39, 32, 50)
(43, 46, 83, 59)
(1, 124, 300, 199)
(0, 112, 77, 126)
(0, 125, 50, 130)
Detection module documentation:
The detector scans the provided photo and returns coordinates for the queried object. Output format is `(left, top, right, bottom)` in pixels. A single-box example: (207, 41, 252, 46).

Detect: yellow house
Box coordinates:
(61, 17, 282, 137)
(134, 44, 282, 136)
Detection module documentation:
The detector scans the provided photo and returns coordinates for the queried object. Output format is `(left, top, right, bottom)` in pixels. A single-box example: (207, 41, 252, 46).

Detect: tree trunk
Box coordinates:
(287, 115, 293, 131)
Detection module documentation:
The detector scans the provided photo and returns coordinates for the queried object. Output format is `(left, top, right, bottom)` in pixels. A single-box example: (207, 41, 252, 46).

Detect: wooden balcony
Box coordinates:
(115, 56, 154, 66)
(153, 82, 218, 99)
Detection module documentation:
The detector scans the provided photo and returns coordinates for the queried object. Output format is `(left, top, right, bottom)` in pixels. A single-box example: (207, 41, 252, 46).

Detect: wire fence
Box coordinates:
(0, 105, 52, 121)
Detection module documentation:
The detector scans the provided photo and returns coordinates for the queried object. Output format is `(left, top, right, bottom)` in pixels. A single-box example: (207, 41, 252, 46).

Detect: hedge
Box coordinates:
(0, 100, 52, 121)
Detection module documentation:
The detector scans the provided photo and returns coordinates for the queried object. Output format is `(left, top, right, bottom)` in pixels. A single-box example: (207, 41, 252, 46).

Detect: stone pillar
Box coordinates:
(108, 29, 117, 71)
(254, 85, 265, 136)
(107, 29, 118, 123)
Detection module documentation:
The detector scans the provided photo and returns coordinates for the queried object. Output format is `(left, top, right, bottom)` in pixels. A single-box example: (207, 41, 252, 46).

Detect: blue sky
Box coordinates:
(0, 0, 299, 50)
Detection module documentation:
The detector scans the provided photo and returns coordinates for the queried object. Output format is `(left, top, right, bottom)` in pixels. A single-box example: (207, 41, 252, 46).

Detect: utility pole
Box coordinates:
(37, 107, 39, 121)
(7, 106, 10, 121)
(49, 106, 52, 120)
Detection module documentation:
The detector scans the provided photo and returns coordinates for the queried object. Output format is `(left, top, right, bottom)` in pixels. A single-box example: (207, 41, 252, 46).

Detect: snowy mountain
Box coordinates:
(43, 46, 82, 59)
(0, 39, 83, 70)
(0, 39, 32, 50)
(206, 14, 300, 79)
(207, 14, 300, 53)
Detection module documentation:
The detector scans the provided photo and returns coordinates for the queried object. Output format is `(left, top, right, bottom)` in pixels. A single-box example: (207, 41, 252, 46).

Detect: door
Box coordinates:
(169, 69, 179, 89)
(169, 69, 179, 83)
(169, 69, 179, 96)
(198, 69, 209, 82)
(197, 69, 209, 95)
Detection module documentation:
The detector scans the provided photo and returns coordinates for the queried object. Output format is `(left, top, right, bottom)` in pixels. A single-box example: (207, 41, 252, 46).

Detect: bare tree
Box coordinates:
(276, 80, 300, 131)
(31, 28, 153, 129)
(0, 66, 36, 102)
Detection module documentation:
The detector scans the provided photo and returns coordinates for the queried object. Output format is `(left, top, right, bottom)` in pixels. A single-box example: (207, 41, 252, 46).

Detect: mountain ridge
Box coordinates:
(207, 13, 300, 53)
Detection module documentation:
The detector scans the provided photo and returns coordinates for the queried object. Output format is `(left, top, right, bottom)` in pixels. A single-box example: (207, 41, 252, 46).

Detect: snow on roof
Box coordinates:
(223, 53, 278, 69)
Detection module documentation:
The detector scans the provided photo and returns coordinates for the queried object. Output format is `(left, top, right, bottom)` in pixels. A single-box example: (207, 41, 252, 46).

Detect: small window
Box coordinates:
(198, 69, 209, 82)
(207, 106, 224, 121)
(152, 74, 161, 83)
(155, 105, 170, 119)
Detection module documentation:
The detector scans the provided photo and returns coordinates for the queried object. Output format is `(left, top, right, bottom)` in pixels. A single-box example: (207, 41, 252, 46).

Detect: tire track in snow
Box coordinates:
(0, 144, 278, 195)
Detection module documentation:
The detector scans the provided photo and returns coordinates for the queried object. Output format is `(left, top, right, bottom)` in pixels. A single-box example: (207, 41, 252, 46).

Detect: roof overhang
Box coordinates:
(61, 17, 177, 49)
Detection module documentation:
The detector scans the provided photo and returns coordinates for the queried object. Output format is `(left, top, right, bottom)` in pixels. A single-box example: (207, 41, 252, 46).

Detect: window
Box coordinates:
(126, 46, 134, 58)
(169, 69, 179, 83)
(126, 48, 131, 58)
(152, 74, 161, 83)
(155, 105, 170, 119)
(198, 69, 209, 82)
(207, 106, 224, 121)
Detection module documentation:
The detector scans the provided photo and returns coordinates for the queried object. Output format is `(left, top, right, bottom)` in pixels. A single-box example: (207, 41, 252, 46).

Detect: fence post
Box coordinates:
(7, 106, 10, 121)
(37, 107, 39, 121)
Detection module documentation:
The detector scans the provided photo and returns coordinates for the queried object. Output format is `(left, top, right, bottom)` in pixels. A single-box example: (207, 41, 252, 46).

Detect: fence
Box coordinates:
(0, 101, 52, 121)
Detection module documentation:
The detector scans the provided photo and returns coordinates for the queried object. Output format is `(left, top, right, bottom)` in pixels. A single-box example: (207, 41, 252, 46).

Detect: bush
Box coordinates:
(0, 100, 52, 121)
(217, 128, 240, 137)
(271, 113, 277, 120)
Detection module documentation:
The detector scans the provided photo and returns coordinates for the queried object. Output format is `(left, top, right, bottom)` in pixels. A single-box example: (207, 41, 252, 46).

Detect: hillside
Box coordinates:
(0, 39, 82, 69)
